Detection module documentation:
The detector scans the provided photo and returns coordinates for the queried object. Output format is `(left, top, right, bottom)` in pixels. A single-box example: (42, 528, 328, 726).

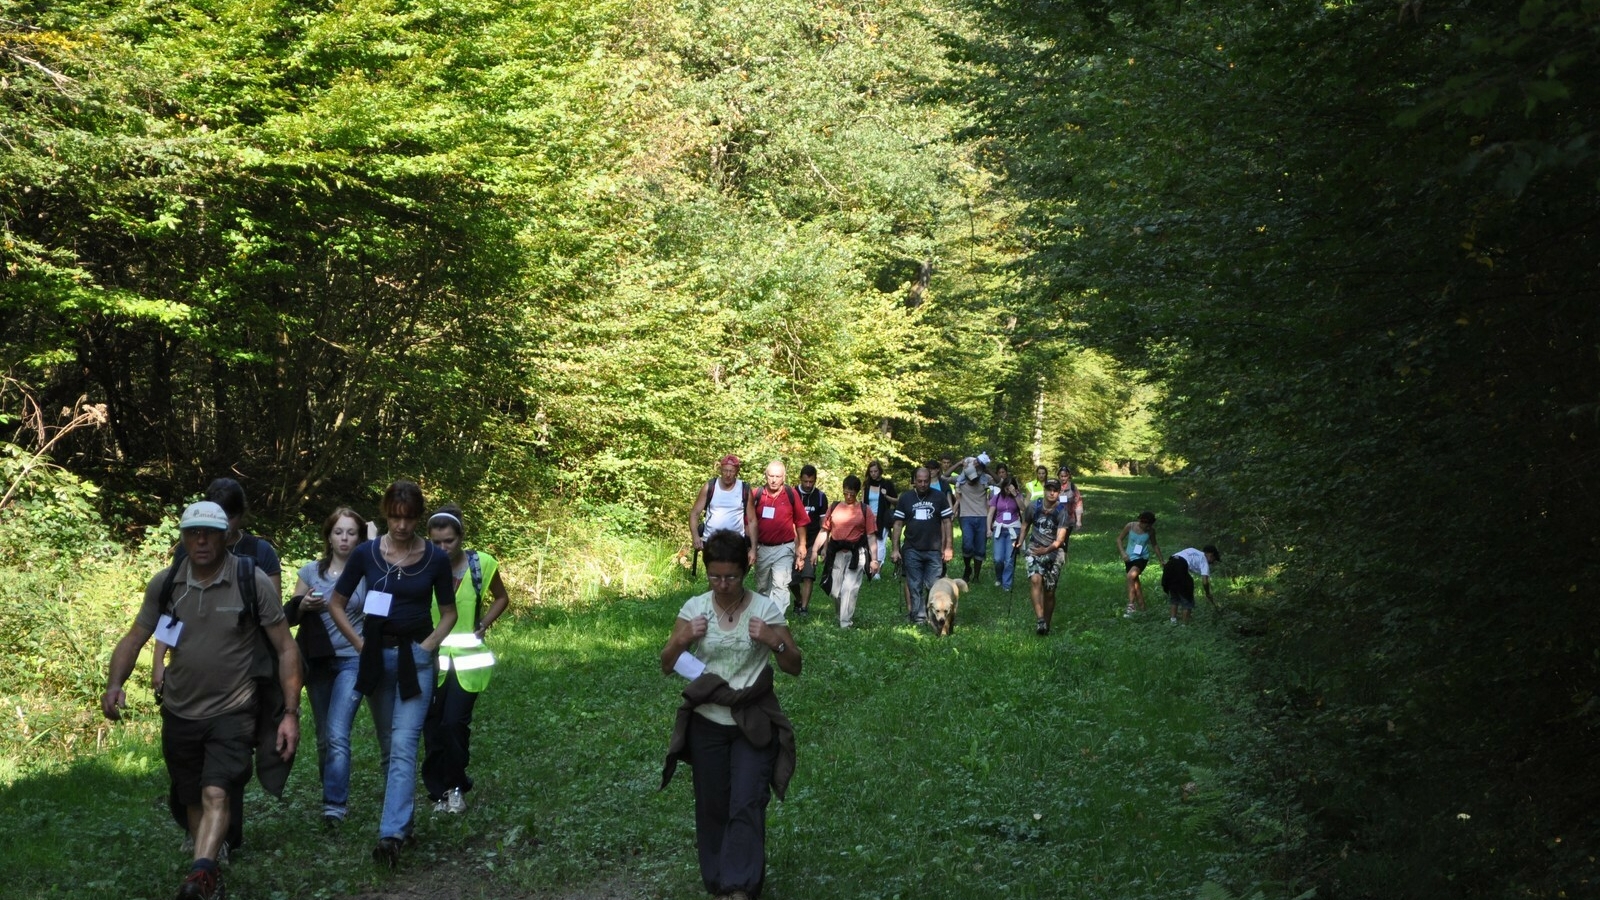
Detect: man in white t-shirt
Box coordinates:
(689, 454, 758, 566)
(1161, 545, 1221, 624)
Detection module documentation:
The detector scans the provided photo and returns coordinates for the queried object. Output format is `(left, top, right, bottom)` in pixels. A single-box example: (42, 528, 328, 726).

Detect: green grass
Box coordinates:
(0, 477, 1290, 899)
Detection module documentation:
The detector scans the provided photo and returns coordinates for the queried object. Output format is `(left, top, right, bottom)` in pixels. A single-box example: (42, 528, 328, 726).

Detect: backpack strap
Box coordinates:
(157, 562, 183, 620)
(466, 549, 484, 630)
(236, 555, 260, 628)
(700, 478, 717, 518)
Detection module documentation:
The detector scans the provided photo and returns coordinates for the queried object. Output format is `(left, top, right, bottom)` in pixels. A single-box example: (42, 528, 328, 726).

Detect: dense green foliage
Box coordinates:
(955, 0, 1600, 896)
(1, 0, 1153, 531)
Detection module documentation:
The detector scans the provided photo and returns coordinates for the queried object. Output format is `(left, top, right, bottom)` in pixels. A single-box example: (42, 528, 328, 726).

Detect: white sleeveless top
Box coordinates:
(703, 479, 748, 536)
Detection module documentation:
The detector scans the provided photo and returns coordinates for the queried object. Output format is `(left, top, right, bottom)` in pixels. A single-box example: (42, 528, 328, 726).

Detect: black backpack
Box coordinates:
(158, 554, 260, 632)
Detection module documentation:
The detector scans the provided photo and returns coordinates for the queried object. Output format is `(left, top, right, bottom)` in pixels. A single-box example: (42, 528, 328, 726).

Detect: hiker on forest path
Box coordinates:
(102, 500, 301, 900)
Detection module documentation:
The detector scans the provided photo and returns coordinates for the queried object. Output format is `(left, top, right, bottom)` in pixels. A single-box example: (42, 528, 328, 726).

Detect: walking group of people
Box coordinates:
(97, 461, 1221, 900)
(101, 478, 509, 900)
(688, 454, 1096, 638)
(669, 453, 1226, 900)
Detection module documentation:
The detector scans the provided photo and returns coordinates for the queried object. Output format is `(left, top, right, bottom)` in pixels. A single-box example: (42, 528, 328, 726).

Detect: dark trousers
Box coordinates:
(688, 715, 777, 899)
(422, 669, 480, 800)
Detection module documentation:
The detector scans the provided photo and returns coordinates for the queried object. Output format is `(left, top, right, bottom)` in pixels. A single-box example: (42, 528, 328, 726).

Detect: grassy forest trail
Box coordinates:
(1, 476, 1290, 900)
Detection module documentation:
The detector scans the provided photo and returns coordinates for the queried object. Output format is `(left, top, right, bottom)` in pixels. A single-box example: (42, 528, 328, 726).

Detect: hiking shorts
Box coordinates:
(162, 706, 256, 807)
(1026, 548, 1064, 590)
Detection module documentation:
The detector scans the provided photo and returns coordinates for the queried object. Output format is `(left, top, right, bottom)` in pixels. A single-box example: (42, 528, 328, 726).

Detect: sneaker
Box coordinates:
(1170, 616, 1178, 625)
(322, 814, 342, 831)
(798, 605, 810, 617)
(445, 787, 467, 814)
(372, 837, 402, 869)
(432, 798, 450, 814)
(994, 581, 1002, 589)
(1035, 618, 1048, 636)
(175, 867, 223, 900)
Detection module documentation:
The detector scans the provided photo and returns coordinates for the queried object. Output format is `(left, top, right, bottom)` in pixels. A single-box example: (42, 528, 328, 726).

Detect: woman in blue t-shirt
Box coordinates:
(327, 480, 457, 869)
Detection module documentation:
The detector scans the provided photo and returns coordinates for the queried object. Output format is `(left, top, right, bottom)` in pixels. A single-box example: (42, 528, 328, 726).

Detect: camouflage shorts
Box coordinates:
(1025, 549, 1064, 589)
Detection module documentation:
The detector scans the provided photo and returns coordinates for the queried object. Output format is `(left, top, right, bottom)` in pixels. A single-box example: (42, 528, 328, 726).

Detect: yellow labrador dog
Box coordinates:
(927, 577, 967, 636)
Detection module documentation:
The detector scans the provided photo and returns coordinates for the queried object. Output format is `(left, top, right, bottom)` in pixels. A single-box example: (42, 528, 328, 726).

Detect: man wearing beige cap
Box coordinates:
(101, 501, 301, 900)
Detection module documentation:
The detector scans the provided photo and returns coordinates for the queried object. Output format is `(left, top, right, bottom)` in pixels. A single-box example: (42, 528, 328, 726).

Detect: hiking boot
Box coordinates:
(372, 837, 402, 869)
(446, 787, 467, 814)
(175, 867, 223, 900)
(431, 797, 450, 814)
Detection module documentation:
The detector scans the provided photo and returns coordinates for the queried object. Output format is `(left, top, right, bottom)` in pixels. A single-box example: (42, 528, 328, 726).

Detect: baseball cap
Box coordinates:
(719, 454, 742, 469)
(1044, 478, 1062, 491)
(179, 501, 230, 531)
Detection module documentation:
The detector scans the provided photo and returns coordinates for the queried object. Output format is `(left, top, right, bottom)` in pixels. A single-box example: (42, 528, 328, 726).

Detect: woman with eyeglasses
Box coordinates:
(660, 529, 801, 900)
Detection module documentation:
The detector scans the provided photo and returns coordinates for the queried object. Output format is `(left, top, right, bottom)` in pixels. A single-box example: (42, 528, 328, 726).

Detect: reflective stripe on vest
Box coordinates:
(441, 632, 484, 650)
(440, 649, 495, 672)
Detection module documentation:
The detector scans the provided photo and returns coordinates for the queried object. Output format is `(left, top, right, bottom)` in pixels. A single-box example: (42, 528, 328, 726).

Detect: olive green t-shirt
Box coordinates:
(135, 556, 282, 720)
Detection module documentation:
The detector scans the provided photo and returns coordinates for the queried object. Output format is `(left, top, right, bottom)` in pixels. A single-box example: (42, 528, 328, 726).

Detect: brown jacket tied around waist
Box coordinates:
(660, 665, 796, 800)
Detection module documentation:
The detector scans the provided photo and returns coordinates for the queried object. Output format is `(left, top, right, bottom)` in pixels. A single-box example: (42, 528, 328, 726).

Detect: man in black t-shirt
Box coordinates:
(791, 464, 829, 615)
(1025, 479, 1070, 636)
(890, 467, 954, 625)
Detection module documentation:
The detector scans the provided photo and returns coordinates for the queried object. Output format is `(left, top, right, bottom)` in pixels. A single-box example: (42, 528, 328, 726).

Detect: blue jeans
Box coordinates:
(366, 645, 434, 840)
(960, 516, 988, 561)
(902, 548, 943, 622)
(306, 655, 363, 819)
(992, 528, 1019, 590)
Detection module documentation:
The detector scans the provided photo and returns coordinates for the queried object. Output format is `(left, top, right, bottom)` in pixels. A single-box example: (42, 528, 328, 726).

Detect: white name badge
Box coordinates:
(673, 651, 707, 681)
(761, 506, 776, 520)
(155, 613, 184, 646)
(1001, 511, 1015, 522)
(365, 591, 394, 617)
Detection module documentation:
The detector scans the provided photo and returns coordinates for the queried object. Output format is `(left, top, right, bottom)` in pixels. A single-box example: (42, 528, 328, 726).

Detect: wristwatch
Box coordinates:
(282, 707, 301, 719)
